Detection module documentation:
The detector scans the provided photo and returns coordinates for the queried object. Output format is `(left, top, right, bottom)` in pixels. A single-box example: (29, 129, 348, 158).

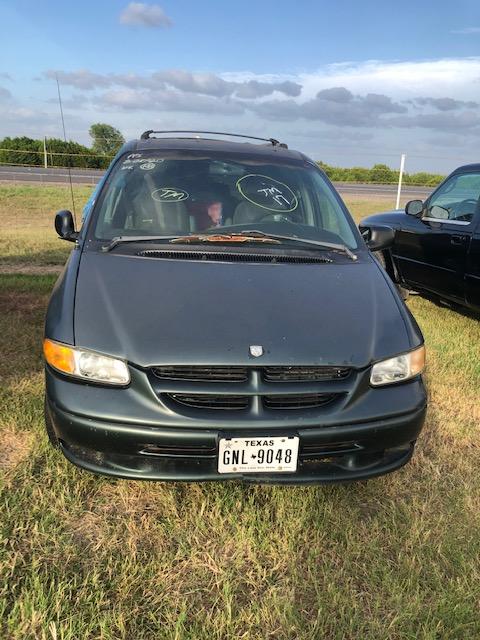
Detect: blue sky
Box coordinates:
(1, 0, 480, 171)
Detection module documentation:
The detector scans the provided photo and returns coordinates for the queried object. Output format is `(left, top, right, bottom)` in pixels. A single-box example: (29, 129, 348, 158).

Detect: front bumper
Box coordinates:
(46, 374, 427, 483)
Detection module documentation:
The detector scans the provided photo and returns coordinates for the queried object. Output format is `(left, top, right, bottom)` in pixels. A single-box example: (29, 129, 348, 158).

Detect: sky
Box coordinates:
(1, 0, 480, 172)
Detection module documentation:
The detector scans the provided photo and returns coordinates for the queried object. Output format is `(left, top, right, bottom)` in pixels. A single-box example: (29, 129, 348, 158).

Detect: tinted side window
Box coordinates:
(426, 173, 480, 223)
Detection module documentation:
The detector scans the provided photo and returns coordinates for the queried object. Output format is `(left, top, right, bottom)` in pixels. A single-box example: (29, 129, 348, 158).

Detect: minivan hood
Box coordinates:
(74, 251, 416, 369)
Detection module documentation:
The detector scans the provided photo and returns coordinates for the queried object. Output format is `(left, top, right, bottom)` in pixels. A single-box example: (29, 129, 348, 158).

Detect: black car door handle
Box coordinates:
(450, 234, 467, 245)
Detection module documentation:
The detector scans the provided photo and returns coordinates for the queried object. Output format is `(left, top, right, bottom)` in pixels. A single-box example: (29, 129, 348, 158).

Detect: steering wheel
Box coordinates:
(259, 211, 297, 223)
(458, 198, 477, 207)
(451, 198, 477, 221)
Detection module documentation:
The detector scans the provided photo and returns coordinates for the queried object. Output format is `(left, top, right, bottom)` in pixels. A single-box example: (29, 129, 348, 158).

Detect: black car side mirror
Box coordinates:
(405, 200, 423, 217)
(362, 225, 395, 252)
(55, 210, 78, 242)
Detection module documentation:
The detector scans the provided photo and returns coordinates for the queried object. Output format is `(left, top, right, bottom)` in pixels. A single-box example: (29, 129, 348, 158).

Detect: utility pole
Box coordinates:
(395, 153, 406, 209)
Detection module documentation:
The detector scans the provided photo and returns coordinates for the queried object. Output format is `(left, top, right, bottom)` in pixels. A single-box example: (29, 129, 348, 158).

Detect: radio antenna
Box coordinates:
(55, 74, 77, 227)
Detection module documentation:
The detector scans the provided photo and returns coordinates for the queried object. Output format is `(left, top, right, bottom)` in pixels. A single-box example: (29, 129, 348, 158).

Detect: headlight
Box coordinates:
(370, 345, 425, 387)
(43, 339, 130, 385)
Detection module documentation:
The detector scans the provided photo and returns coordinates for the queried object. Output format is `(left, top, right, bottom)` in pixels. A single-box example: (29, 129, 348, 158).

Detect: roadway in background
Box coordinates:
(0, 165, 434, 201)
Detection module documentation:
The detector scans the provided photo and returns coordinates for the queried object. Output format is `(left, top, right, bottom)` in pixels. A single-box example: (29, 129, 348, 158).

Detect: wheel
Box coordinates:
(374, 250, 387, 269)
(44, 396, 59, 448)
(374, 251, 409, 301)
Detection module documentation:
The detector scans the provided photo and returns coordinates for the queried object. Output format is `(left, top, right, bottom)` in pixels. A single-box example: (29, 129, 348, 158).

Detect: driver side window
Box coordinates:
(426, 173, 480, 224)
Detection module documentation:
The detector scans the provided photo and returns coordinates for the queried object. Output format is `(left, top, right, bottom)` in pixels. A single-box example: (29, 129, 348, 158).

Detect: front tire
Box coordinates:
(375, 251, 409, 301)
(44, 396, 59, 448)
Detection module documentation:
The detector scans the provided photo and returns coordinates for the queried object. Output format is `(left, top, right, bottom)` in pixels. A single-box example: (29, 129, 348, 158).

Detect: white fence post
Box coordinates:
(43, 137, 48, 168)
(395, 153, 406, 209)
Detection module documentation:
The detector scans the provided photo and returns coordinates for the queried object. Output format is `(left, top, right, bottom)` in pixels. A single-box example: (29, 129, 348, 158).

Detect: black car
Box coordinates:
(361, 164, 480, 314)
(44, 131, 427, 484)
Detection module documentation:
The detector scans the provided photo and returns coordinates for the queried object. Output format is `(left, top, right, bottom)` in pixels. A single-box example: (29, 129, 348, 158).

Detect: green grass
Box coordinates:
(1, 288, 479, 639)
(0, 184, 92, 267)
(1, 188, 480, 638)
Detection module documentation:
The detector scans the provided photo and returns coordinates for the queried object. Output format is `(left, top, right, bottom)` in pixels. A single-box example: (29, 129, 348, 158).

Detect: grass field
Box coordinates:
(1, 185, 479, 639)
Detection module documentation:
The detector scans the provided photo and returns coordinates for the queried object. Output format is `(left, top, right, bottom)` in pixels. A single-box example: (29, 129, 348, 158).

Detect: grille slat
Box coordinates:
(263, 393, 336, 409)
(141, 443, 217, 458)
(167, 393, 249, 410)
(152, 366, 248, 383)
(263, 366, 350, 382)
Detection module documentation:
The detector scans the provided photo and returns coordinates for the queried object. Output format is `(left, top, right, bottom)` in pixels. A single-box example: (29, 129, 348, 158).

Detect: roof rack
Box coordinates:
(139, 130, 288, 148)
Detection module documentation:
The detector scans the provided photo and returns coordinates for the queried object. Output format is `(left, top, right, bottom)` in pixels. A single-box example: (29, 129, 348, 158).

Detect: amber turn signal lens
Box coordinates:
(410, 344, 426, 377)
(43, 339, 76, 375)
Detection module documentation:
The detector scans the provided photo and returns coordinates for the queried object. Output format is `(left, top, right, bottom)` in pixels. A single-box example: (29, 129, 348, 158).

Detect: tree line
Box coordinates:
(0, 124, 125, 170)
(317, 161, 444, 187)
(0, 124, 446, 187)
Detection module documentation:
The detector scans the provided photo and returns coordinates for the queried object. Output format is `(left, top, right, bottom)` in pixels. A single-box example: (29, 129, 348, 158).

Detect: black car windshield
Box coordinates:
(92, 150, 359, 249)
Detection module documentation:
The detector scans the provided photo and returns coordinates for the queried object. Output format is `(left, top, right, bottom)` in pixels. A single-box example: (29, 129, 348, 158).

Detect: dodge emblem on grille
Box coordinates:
(249, 345, 264, 357)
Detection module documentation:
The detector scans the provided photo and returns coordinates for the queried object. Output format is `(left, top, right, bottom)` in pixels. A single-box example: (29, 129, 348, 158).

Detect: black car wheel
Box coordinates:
(375, 250, 409, 301)
(44, 396, 59, 448)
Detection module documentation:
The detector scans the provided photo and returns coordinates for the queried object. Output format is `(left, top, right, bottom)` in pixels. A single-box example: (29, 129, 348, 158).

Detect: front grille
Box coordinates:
(167, 393, 249, 410)
(138, 249, 332, 264)
(153, 365, 350, 413)
(164, 392, 338, 411)
(151, 365, 350, 383)
(263, 366, 351, 382)
(152, 366, 248, 383)
(263, 393, 336, 409)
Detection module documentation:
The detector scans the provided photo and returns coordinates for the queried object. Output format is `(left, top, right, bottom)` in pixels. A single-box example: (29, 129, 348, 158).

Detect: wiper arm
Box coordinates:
(103, 233, 282, 252)
(101, 235, 180, 252)
(233, 230, 358, 261)
(169, 233, 281, 245)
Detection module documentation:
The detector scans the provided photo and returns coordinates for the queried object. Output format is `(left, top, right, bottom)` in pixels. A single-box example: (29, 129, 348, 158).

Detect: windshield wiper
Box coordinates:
(102, 232, 281, 252)
(102, 231, 357, 261)
(169, 233, 281, 245)
(101, 235, 180, 252)
(198, 230, 358, 261)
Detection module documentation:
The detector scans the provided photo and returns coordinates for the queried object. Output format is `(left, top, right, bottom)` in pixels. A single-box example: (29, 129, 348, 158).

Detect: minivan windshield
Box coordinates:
(92, 150, 359, 249)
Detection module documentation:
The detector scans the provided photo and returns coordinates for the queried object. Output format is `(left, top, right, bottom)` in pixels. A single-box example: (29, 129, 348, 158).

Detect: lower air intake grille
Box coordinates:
(263, 366, 351, 382)
(263, 393, 336, 409)
(167, 394, 249, 410)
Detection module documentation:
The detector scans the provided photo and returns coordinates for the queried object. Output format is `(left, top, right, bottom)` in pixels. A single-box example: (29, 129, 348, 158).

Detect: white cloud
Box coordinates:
(451, 27, 480, 35)
(8, 57, 480, 172)
(119, 3, 172, 28)
(291, 58, 480, 101)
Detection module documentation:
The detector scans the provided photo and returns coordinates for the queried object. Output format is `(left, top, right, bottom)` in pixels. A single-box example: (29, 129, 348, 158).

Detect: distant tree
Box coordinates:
(0, 136, 42, 165)
(45, 138, 106, 169)
(370, 163, 395, 184)
(89, 123, 125, 156)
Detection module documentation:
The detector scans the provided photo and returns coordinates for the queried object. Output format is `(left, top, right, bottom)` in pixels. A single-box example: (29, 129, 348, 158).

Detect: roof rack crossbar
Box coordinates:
(140, 130, 285, 147)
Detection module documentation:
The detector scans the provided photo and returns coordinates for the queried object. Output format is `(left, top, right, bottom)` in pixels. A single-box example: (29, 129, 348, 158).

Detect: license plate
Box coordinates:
(218, 436, 299, 474)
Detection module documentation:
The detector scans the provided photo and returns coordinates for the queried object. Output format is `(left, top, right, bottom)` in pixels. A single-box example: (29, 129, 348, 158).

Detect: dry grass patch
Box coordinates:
(0, 184, 92, 268)
(0, 426, 33, 472)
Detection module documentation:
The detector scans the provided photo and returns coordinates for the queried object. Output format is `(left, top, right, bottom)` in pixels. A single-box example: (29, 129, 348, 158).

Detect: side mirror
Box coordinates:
(405, 200, 423, 217)
(362, 225, 395, 252)
(55, 210, 78, 242)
